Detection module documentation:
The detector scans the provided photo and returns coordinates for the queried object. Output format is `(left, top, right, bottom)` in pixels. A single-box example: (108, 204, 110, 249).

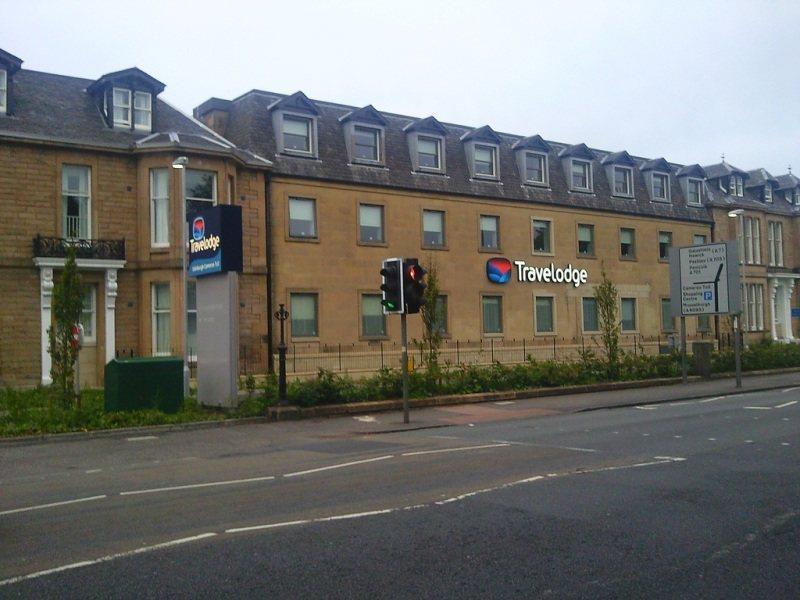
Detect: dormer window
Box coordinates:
(687, 179, 702, 205)
(417, 136, 441, 170)
(652, 173, 669, 200)
(571, 159, 592, 191)
(525, 152, 547, 185)
(474, 145, 497, 177)
(354, 125, 381, 162)
(614, 166, 632, 196)
(282, 114, 313, 154)
(795, 189, 800, 205)
(764, 185, 773, 203)
(113, 88, 131, 127)
(133, 91, 152, 130)
(730, 175, 743, 197)
(0, 69, 6, 115)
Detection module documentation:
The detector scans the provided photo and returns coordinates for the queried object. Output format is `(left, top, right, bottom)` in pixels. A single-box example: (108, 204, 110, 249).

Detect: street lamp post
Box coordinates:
(172, 156, 190, 398)
(274, 303, 289, 405)
(728, 209, 747, 345)
(728, 209, 745, 388)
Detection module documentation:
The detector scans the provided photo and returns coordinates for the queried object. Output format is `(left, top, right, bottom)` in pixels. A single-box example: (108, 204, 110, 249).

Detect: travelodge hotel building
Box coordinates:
(1, 46, 798, 387)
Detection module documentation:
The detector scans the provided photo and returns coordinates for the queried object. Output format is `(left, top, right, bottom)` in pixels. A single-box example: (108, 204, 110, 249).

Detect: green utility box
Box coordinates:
(104, 357, 184, 413)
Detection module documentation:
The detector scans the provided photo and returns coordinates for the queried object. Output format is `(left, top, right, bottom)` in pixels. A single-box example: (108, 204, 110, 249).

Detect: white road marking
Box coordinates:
(635, 406, 658, 410)
(119, 475, 276, 496)
(654, 456, 687, 461)
(494, 401, 515, 405)
(775, 400, 797, 409)
(317, 509, 394, 522)
(401, 443, 510, 457)
(744, 406, 771, 410)
(126, 435, 158, 442)
(0, 495, 107, 516)
(353, 415, 377, 423)
(708, 438, 717, 441)
(745, 440, 754, 444)
(429, 435, 461, 440)
(226, 519, 310, 533)
(781, 387, 800, 393)
(283, 455, 394, 478)
(0, 533, 216, 587)
(84, 469, 102, 474)
(227, 510, 398, 534)
(642, 433, 650, 437)
(674, 435, 683, 439)
(781, 443, 790, 446)
(699, 396, 725, 404)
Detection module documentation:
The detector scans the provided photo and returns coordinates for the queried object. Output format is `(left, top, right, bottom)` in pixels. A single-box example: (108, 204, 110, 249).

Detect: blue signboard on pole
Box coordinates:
(792, 308, 800, 319)
(188, 205, 243, 277)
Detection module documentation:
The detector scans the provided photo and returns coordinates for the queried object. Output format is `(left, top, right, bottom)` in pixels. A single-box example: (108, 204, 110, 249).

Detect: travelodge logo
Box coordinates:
(192, 216, 205, 241)
(486, 257, 513, 284)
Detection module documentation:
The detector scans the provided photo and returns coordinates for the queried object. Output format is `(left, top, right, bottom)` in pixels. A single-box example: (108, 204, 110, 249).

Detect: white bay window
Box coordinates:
(150, 168, 170, 248)
(113, 88, 131, 127)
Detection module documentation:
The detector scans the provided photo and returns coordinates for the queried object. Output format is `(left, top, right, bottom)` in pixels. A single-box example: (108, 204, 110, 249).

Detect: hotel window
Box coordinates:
(288, 197, 317, 239)
(482, 296, 503, 334)
(187, 281, 197, 361)
(614, 166, 632, 196)
(744, 217, 761, 264)
(524, 152, 547, 184)
(532, 219, 552, 254)
(0, 69, 6, 114)
(658, 231, 672, 261)
(730, 175, 743, 197)
(290, 293, 318, 337)
(571, 160, 592, 191)
(62, 165, 90, 240)
(582, 297, 599, 332)
(693, 234, 707, 245)
(354, 125, 380, 162)
(768, 221, 784, 267)
(794, 190, 800, 205)
(652, 173, 669, 200)
(620, 228, 635, 259)
(661, 298, 674, 332)
(744, 284, 764, 331)
(112, 88, 131, 127)
(621, 298, 637, 331)
(80, 285, 97, 344)
(433, 295, 448, 335)
(535, 297, 555, 333)
(359, 204, 384, 243)
(764, 185, 773, 203)
(480, 215, 499, 250)
(361, 294, 386, 338)
(577, 224, 595, 256)
(282, 114, 312, 154)
(185, 169, 216, 213)
(151, 283, 171, 356)
(133, 91, 152, 131)
(418, 136, 441, 170)
(423, 209, 445, 247)
(687, 179, 702, 205)
(473, 145, 496, 177)
(150, 168, 170, 248)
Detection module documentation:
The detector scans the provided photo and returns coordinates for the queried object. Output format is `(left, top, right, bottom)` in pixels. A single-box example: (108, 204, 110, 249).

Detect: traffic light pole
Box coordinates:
(401, 311, 409, 424)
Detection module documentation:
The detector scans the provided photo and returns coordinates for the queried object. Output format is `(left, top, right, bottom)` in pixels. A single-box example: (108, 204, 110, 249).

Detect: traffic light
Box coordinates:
(380, 257, 404, 314)
(403, 258, 427, 314)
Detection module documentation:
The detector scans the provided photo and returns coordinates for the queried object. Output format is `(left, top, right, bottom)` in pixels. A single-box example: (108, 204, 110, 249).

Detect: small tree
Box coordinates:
(48, 248, 84, 408)
(420, 257, 443, 375)
(595, 266, 621, 379)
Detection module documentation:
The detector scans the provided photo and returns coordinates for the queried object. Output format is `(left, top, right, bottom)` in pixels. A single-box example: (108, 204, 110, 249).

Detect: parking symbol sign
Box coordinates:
(703, 291, 713, 301)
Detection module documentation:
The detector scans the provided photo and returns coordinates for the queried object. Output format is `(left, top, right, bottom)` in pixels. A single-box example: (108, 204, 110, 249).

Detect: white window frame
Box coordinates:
(133, 91, 152, 131)
(62, 165, 91, 240)
(290, 292, 319, 339)
(736, 175, 744, 197)
(577, 223, 595, 257)
(479, 214, 500, 250)
(417, 135, 442, 172)
(687, 178, 703, 205)
(570, 159, 592, 191)
(112, 87, 131, 127)
(764, 185, 773, 203)
(752, 217, 761, 264)
(693, 234, 707, 245)
(352, 125, 382, 164)
(422, 209, 446, 248)
(150, 168, 170, 248)
(151, 283, 171, 356)
(185, 169, 217, 213)
(473, 144, 497, 178)
(281, 113, 314, 156)
(187, 280, 197, 361)
(358, 203, 384, 244)
(652, 172, 670, 201)
(768, 221, 784, 267)
(524, 152, 548, 185)
(81, 285, 97, 344)
(0, 69, 7, 114)
(288, 197, 318, 239)
(658, 231, 673, 261)
(613, 166, 633, 196)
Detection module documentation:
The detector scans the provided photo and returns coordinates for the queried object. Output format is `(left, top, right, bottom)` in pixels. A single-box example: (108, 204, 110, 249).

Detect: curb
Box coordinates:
(3, 367, 799, 446)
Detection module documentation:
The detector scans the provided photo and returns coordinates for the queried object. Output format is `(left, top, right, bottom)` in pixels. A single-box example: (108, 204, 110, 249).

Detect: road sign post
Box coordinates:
(401, 311, 409, 424)
(670, 241, 742, 387)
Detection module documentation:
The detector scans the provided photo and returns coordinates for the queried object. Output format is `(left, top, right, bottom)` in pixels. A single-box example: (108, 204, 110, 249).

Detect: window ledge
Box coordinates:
(612, 194, 635, 200)
(577, 254, 597, 260)
(357, 240, 388, 248)
(651, 198, 672, 204)
(360, 335, 390, 342)
(413, 169, 448, 177)
(422, 245, 449, 251)
(522, 181, 549, 188)
(470, 177, 502, 184)
(620, 256, 637, 262)
(479, 247, 502, 254)
(532, 251, 555, 257)
(569, 189, 595, 195)
(349, 162, 388, 170)
(286, 236, 320, 244)
(279, 151, 319, 160)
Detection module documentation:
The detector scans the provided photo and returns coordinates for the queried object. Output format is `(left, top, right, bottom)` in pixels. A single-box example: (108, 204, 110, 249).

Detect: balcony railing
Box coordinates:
(33, 235, 125, 261)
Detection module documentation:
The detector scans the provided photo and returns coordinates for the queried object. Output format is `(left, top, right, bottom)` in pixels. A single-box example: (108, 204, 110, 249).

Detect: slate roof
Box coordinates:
(0, 68, 270, 168)
(704, 166, 798, 216)
(745, 168, 778, 188)
(216, 90, 715, 223)
(703, 161, 749, 180)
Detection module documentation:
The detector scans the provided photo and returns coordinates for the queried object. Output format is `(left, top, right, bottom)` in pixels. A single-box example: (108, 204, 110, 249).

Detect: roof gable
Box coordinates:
(460, 125, 502, 144)
(745, 168, 779, 188)
(601, 150, 636, 167)
(558, 143, 594, 160)
(640, 157, 672, 172)
(86, 67, 166, 96)
(403, 115, 448, 136)
(512, 134, 551, 153)
(267, 91, 319, 116)
(676, 164, 705, 178)
(703, 161, 748, 180)
(775, 173, 800, 190)
(339, 104, 388, 126)
(0, 48, 23, 75)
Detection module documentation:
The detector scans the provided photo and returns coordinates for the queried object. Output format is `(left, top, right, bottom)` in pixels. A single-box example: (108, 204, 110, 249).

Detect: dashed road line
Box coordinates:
(699, 396, 725, 404)
(283, 455, 394, 478)
(126, 435, 158, 442)
(119, 475, 276, 496)
(781, 387, 800, 394)
(0, 495, 107, 516)
(775, 400, 797, 409)
(401, 443, 509, 457)
(744, 406, 771, 410)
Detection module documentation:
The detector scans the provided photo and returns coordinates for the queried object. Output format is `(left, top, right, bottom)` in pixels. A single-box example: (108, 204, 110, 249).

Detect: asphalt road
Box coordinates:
(1, 384, 798, 598)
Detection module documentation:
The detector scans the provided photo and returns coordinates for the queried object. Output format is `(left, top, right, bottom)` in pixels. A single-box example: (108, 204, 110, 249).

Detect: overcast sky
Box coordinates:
(4, 0, 799, 174)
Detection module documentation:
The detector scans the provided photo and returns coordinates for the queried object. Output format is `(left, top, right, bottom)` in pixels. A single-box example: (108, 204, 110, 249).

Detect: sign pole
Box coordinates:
(680, 316, 687, 384)
(274, 304, 289, 405)
(401, 311, 409, 424)
(733, 315, 742, 388)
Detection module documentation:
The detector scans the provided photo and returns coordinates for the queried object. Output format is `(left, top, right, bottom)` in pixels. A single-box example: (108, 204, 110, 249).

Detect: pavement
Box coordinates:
(0, 372, 798, 598)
